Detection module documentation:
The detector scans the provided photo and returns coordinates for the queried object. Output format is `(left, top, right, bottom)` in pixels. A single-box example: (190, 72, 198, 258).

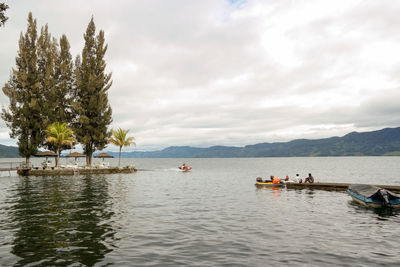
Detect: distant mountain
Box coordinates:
(105, 127, 400, 158)
(2, 127, 400, 158)
(0, 144, 20, 158)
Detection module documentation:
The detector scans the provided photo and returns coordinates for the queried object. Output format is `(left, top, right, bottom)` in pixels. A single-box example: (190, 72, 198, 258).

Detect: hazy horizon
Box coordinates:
(1, 125, 397, 153)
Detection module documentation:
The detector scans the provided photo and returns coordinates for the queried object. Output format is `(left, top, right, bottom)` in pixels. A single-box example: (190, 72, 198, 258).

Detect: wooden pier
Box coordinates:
(0, 161, 29, 175)
(285, 182, 400, 193)
(0, 161, 136, 176)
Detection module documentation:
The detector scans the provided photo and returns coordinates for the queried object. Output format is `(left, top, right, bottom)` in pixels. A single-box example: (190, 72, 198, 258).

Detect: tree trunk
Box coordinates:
(25, 156, 30, 168)
(86, 155, 92, 167)
(118, 146, 122, 168)
(85, 144, 93, 167)
(56, 148, 60, 167)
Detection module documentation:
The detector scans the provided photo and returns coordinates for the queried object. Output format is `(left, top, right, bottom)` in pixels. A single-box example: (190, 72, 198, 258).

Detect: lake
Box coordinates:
(0, 157, 400, 266)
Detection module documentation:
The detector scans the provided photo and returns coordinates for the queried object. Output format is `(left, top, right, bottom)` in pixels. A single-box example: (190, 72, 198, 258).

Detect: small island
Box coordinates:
(17, 166, 136, 176)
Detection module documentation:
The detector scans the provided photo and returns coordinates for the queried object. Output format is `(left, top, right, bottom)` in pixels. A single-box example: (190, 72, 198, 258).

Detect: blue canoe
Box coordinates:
(347, 184, 400, 208)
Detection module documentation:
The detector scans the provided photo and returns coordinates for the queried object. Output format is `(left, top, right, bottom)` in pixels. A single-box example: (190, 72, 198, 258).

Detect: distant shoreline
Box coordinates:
(1, 155, 399, 159)
(1, 126, 400, 158)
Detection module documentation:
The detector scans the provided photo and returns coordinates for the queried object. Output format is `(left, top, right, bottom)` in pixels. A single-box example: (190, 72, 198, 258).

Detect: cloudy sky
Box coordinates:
(1, 0, 400, 151)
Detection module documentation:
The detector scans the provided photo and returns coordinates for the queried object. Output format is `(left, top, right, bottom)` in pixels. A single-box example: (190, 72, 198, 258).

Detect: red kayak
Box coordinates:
(179, 166, 192, 172)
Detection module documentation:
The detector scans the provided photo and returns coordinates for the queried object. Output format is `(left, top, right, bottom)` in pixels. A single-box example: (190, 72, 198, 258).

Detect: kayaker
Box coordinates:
(272, 176, 280, 184)
(265, 175, 274, 183)
(304, 173, 314, 183)
(180, 163, 188, 170)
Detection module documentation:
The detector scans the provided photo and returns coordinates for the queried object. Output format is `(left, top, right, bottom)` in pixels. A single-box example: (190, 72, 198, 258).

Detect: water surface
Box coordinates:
(0, 157, 399, 266)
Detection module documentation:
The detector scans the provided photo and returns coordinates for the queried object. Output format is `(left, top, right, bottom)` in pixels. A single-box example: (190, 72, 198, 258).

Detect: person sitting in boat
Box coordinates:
(272, 176, 281, 184)
(293, 174, 302, 183)
(180, 163, 192, 171)
(285, 175, 289, 181)
(264, 175, 274, 183)
(304, 173, 314, 183)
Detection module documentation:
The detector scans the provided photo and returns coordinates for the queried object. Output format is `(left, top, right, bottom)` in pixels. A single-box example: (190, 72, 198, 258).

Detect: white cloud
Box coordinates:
(0, 0, 400, 151)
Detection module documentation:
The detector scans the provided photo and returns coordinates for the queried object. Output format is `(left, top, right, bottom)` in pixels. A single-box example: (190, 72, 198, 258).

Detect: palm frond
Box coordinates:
(44, 122, 76, 149)
(109, 127, 136, 148)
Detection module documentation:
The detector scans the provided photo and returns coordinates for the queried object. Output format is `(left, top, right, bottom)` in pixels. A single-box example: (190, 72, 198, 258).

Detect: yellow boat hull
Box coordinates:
(255, 182, 285, 187)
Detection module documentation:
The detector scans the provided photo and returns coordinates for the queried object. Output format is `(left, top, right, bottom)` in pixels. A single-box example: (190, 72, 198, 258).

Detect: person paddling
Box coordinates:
(179, 163, 192, 171)
(272, 176, 281, 184)
(265, 175, 274, 183)
(180, 163, 188, 170)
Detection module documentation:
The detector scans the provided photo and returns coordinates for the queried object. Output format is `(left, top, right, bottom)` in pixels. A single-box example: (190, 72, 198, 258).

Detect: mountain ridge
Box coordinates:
(106, 127, 400, 158)
(1, 127, 399, 158)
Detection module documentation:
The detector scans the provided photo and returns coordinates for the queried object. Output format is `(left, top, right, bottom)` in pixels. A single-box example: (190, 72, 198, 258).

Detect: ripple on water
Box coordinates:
(0, 158, 400, 266)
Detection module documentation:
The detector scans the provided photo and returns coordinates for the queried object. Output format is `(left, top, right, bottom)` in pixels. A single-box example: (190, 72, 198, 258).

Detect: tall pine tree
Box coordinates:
(37, 24, 57, 127)
(54, 34, 75, 124)
(1, 13, 43, 165)
(37, 26, 75, 154)
(2, 13, 76, 164)
(73, 17, 112, 166)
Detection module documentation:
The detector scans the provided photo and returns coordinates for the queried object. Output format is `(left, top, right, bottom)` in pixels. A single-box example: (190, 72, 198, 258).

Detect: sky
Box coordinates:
(1, 0, 400, 152)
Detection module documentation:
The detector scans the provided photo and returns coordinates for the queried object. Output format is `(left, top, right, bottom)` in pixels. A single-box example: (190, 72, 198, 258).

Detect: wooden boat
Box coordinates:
(347, 184, 400, 208)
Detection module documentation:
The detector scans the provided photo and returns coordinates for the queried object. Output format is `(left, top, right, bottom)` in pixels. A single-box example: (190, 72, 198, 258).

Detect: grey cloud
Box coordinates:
(1, 0, 400, 151)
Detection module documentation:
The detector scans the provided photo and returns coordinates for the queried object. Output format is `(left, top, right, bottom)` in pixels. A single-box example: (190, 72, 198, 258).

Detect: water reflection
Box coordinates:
(374, 207, 399, 219)
(271, 187, 281, 202)
(304, 189, 315, 199)
(9, 175, 115, 266)
(254, 186, 282, 205)
(348, 200, 400, 218)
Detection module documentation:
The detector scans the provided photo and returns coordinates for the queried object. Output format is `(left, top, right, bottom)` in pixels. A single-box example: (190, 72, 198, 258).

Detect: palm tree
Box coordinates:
(109, 128, 136, 167)
(44, 122, 77, 167)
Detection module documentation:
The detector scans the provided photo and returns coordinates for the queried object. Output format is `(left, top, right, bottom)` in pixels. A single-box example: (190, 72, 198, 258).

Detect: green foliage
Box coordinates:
(54, 35, 75, 123)
(0, 2, 9, 27)
(109, 128, 135, 167)
(2, 14, 113, 166)
(1, 13, 42, 165)
(45, 122, 77, 166)
(73, 17, 113, 166)
(109, 128, 135, 148)
(1, 12, 76, 165)
(36, 26, 75, 137)
(38, 30, 75, 133)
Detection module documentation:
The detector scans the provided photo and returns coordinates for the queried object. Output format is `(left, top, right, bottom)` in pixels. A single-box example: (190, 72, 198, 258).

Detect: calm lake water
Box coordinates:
(0, 157, 400, 266)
